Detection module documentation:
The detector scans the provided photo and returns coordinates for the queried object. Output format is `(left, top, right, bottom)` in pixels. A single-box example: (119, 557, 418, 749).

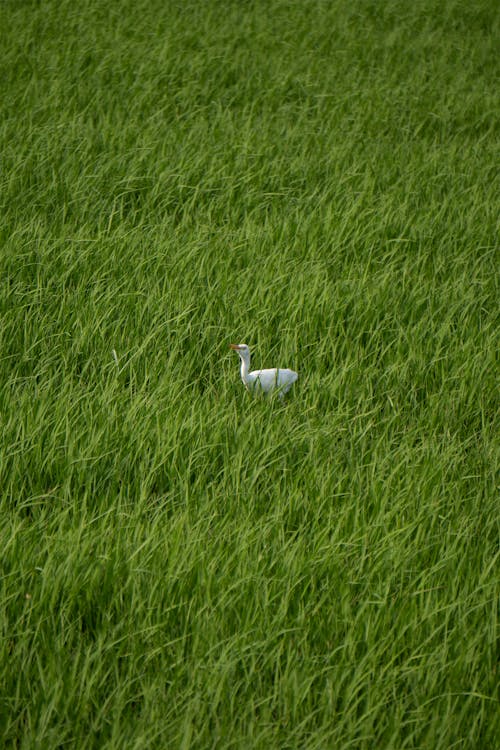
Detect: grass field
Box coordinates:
(1, 0, 499, 747)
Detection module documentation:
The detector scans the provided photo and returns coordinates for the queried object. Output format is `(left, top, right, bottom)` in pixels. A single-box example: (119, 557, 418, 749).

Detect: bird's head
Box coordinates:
(229, 343, 250, 360)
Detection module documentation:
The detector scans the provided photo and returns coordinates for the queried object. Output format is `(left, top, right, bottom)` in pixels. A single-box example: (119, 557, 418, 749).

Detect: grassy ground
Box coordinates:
(1, 0, 498, 747)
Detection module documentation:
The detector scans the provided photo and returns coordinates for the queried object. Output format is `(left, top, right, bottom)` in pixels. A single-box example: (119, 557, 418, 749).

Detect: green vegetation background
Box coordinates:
(1, 0, 498, 747)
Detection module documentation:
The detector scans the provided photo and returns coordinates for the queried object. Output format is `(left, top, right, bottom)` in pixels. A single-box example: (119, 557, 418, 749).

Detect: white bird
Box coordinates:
(229, 343, 298, 397)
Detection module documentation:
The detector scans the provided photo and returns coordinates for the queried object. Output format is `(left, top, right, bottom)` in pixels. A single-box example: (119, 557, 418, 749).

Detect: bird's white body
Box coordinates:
(230, 344, 298, 397)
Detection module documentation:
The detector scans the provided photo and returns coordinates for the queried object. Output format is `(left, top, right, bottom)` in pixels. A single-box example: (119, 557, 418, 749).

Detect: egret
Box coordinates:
(229, 343, 298, 398)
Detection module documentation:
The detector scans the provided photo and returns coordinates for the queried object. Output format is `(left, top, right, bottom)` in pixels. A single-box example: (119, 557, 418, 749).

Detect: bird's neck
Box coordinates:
(239, 352, 251, 383)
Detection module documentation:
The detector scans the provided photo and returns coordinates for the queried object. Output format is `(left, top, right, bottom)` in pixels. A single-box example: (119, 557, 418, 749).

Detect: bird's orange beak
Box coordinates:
(229, 344, 240, 350)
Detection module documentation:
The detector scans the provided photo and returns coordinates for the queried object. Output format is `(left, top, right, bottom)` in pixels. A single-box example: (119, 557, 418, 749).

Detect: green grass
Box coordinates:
(1, 0, 498, 747)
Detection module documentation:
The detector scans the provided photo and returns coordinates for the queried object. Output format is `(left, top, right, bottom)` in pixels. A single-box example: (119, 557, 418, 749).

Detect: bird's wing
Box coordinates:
(248, 369, 278, 392)
(277, 368, 298, 385)
(249, 368, 298, 392)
